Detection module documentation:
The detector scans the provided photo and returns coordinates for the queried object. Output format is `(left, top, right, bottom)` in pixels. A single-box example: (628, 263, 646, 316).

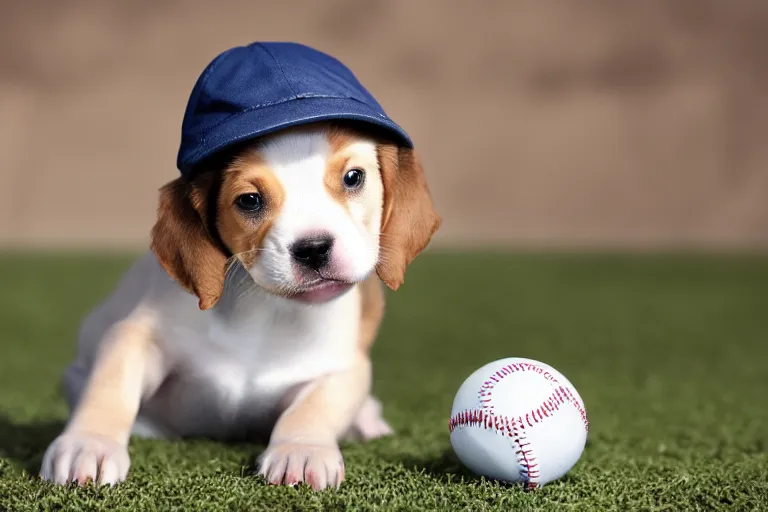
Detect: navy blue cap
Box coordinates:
(177, 41, 413, 176)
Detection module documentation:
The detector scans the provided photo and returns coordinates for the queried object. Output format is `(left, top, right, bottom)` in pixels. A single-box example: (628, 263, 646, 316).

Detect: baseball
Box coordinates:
(448, 357, 588, 488)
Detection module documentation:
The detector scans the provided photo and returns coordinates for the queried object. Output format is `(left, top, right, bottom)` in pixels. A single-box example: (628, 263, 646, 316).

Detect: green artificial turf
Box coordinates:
(0, 251, 766, 511)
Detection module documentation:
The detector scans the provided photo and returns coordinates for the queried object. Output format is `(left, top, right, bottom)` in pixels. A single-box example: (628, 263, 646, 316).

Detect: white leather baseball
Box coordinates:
(449, 357, 588, 488)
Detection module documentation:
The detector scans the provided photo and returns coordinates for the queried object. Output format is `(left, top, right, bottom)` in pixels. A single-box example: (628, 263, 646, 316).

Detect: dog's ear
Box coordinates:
(376, 144, 441, 290)
(150, 173, 229, 310)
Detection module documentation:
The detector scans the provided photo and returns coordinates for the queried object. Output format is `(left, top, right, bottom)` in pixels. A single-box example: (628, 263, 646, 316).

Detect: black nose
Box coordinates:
(290, 236, 334, 270)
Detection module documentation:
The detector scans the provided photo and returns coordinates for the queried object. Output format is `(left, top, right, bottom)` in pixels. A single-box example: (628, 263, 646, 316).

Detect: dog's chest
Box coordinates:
(162, 290, 360, 418)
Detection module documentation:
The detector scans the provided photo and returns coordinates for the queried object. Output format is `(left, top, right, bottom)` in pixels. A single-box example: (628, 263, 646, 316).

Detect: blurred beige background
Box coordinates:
(1, 0, 767, 250)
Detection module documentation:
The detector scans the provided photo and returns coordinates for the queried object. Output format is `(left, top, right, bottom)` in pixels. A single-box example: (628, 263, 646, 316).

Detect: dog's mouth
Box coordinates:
(288, 278, 354, 304)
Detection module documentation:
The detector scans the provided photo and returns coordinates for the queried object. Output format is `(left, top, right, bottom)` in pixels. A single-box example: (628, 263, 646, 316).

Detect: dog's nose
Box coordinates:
(290, 236, 334, 270)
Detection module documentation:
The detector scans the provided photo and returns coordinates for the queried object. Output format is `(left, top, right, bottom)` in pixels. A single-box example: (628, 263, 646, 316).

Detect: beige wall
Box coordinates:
(2, 0, 767, 250)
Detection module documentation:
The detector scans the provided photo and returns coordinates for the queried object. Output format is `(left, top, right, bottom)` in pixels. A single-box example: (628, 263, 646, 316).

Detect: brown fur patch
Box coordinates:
(358, 274, 385, 353)
(327, 126, 359, 154)
(323, 127, 365, 211)
(323, 152, 353, 211)
(150, 175, 229, 310)
(216, 147, 286, 269)
(375, 144, 442, 290)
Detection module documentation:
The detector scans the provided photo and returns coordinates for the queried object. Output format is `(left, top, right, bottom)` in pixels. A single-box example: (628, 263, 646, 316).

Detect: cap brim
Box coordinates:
(178, 96, 413, 176)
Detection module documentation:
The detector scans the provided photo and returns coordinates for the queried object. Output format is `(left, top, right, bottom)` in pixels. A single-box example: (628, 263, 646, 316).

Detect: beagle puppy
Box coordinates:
(39, 122, 441, 490)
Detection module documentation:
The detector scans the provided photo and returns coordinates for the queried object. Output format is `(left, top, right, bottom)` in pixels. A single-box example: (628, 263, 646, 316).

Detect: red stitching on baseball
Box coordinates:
(449, 409, 539, 487)
(451, 362, 588, 489)
(477, 363, 589, 432)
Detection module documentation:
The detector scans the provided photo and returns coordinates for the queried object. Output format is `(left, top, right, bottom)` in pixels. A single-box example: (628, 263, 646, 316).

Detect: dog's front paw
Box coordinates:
(40, 431, 130, 486)
(258, 442, 344, 490)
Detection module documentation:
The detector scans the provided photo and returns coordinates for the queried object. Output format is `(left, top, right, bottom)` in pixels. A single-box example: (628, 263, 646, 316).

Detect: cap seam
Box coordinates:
(190, 94, 381, 145)
(180, 96, 402, 170)
(256, 43, 298, 98)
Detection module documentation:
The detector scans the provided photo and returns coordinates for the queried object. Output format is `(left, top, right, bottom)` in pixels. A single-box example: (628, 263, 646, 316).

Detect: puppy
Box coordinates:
(39, 122, 440, 489)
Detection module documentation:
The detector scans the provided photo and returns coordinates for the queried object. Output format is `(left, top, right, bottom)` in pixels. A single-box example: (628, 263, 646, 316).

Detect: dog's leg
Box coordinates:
(258, 353, 371, 490)
(340, 278, 393, 441)
(343, 395, 394, 442)
(40, 316, 163, 486)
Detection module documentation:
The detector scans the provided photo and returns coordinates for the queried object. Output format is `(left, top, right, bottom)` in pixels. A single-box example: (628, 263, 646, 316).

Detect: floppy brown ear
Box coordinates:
(150, 174, 229, 310)
(376, 144, 442, 290)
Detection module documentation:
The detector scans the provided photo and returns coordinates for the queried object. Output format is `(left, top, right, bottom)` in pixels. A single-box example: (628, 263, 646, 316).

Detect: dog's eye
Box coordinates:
(235, 193, 263, 212)
(343, 168, 365, 190)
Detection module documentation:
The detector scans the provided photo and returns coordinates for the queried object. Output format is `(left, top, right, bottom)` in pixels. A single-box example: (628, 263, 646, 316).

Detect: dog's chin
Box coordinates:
(288, 280, 355, 304)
